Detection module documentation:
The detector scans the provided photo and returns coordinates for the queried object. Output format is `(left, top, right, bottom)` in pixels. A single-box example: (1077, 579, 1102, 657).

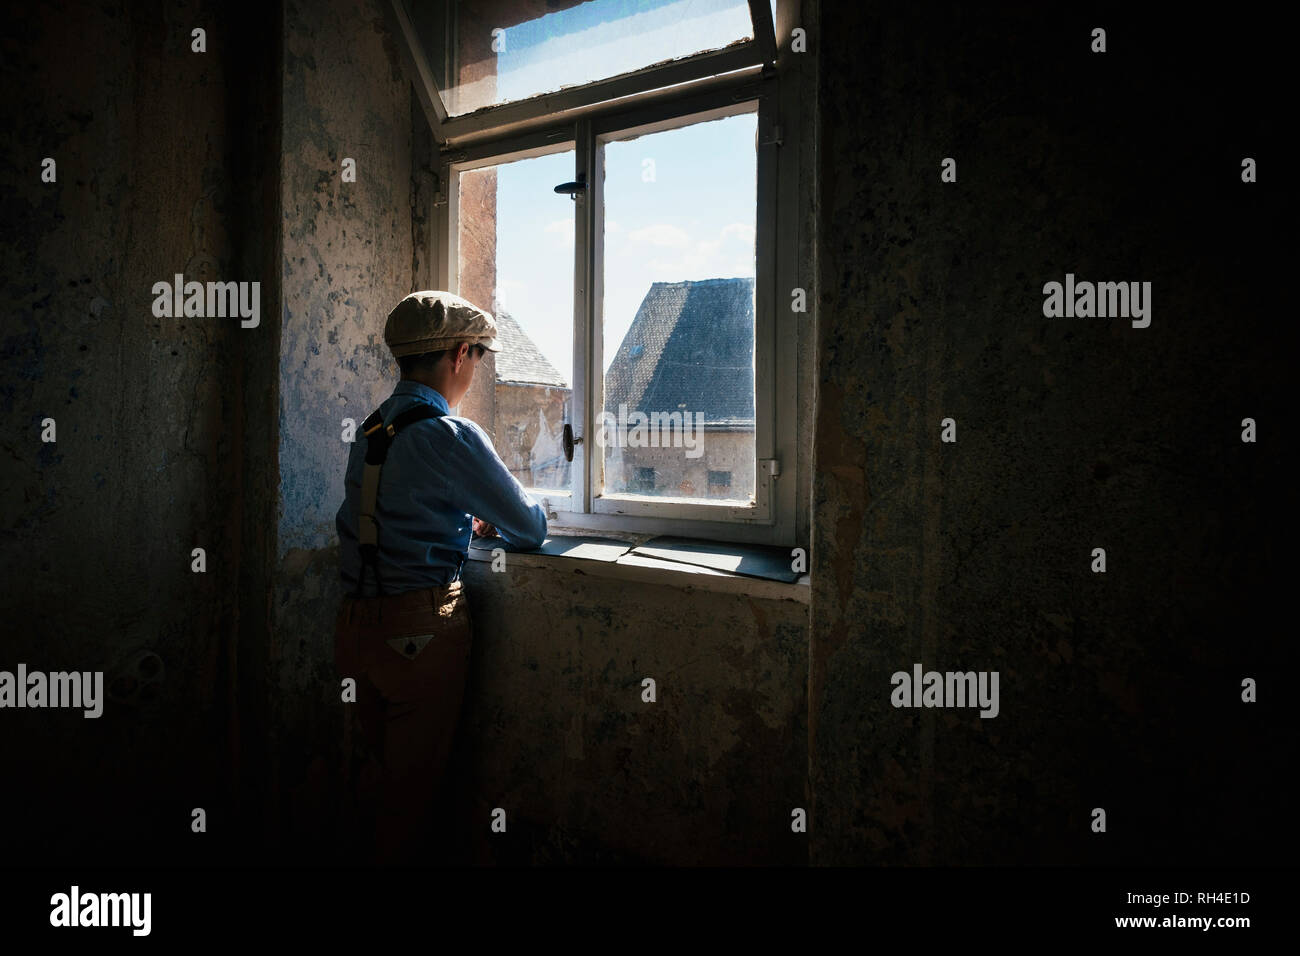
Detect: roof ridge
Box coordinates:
(605, 276, 756, 425)
(649, 276, 754, 288)
(493, 307, 568, 388)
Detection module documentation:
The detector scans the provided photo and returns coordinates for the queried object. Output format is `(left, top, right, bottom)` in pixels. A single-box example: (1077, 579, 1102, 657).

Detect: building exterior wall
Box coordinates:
(494, 382, 571, 490)
(604, 430, 754, 500)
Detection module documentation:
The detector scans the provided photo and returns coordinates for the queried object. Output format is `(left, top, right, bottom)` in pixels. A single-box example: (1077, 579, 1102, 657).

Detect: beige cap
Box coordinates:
(384, 290, 500, 357)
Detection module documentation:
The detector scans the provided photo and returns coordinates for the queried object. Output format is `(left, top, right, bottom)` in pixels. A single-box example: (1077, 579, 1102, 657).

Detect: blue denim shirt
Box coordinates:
(336, 380, 548, 596)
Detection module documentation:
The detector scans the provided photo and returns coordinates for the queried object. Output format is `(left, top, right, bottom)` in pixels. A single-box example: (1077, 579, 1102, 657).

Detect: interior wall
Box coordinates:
(455, 561, 808, 864)
(271, 0, 421, 859)
(22, 0, 1272, 871)
(809, 1, 1289, 865)
(0, 0, 276, 864)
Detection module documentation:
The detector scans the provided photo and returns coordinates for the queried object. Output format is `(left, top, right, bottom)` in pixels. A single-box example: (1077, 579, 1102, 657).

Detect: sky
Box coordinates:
(444, 0, 760, 117)
(454, 0, 764, 385)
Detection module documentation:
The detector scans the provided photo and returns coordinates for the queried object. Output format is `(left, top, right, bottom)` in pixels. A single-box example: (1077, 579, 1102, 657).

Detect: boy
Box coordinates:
(334, 290, 546, 863)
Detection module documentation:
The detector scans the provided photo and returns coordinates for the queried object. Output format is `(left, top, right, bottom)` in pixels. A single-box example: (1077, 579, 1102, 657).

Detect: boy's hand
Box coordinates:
(472, 517, 497, 539)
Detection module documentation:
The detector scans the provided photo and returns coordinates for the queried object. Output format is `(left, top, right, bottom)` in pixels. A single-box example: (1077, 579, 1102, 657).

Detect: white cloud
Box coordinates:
(628, 223, 691, 248)
(641, 225, 755, 280)
(721, 222, 755, 244)
(544, 218, 574, 238)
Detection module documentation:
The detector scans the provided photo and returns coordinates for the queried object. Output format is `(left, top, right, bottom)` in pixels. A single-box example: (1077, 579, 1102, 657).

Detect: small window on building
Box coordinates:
(633, 467, 656, 493)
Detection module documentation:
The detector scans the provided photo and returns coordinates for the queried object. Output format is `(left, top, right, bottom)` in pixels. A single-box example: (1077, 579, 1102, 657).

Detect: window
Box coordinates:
(415, 0, 758, 117)
(601, 114, 756, 506)
(392, 0, 798, 546)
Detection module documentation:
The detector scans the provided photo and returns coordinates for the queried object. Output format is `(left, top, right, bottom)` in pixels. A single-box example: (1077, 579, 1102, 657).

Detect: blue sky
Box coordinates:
(445, 0, 759, 117)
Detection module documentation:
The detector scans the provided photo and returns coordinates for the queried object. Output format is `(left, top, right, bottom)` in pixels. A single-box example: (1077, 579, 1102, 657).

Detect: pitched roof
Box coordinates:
(604, 277, 755, 426)
(493, 308, 568, 387)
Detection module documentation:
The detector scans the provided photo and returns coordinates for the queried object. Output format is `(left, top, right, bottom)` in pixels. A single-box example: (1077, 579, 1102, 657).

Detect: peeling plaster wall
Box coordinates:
(271, 0, 418, 857)
(455, 561, 808, 865)
(0, 0, 276, 863)
(809, 2, 1290, 865)
(279, 0, 415, 556)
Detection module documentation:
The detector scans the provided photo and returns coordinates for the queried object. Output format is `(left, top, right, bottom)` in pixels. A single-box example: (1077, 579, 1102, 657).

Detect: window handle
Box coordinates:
(562, 423, 583, 462)
(554, 173, 587, 200)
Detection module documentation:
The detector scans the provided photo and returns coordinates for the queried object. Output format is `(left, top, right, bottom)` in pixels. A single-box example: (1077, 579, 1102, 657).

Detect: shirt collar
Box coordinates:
(392, 379, 451, 415)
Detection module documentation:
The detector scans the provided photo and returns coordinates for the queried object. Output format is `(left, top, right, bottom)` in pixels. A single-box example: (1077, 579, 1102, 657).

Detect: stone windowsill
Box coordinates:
(464, 530, 811, 604)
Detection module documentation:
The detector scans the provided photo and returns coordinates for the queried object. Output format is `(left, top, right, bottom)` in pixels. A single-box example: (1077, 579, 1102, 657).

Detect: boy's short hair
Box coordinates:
(397, 342, 486, 378)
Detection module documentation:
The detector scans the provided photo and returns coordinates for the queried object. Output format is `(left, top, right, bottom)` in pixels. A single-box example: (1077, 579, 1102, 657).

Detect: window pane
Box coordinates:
(426, 0, 756, 117)
(599, 112, 756, 502)
(457, 151, 574, 494)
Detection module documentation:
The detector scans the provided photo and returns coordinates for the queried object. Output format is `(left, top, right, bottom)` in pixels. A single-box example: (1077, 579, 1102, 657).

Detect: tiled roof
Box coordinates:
(493, 308, 568, 387)
(604, 278, 755, 426)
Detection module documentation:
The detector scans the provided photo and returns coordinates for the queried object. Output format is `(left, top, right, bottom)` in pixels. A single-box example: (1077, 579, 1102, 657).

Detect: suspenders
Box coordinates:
(354, 402, 464, 598)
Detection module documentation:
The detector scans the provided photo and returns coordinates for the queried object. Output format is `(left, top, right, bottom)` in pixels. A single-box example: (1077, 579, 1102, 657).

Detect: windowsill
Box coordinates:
(465, 528, 810, 604)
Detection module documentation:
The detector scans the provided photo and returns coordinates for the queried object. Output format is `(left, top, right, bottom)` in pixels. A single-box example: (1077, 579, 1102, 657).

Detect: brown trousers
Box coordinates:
(334, 579, 472, 865)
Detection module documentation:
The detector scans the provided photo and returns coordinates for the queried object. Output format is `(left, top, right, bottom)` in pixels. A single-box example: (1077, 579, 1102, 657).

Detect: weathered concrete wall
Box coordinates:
(783, 0, 817, 553)
(278, 0, 418, 555)
(809, 2, 1289, 865)
(271, 547, 809, 864)
(270, 0, 421, 858)
(454, 560, 808, 865)
(0, 0, 278, 863)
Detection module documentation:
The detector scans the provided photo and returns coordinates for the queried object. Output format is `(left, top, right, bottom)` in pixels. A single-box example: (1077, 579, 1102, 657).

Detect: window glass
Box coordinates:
(457, 150, 575, 493)
(600, 113, 757, 502)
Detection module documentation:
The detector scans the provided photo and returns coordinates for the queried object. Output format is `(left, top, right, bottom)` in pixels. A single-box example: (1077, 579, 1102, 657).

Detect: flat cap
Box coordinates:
(384, 290, 500, 357)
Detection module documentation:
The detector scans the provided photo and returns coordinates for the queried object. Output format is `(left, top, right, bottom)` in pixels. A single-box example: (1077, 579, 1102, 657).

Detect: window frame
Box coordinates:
(421, 3, 801, 547)
(586, 94, 775, 529)
(390, 0, 780, 146)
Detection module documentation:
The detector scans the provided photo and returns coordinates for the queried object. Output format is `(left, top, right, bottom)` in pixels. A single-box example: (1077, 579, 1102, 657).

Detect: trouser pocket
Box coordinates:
(357, 593, 471, 705)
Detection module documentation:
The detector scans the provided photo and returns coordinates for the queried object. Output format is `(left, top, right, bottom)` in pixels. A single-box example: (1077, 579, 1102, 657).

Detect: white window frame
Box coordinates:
(403, 0, 801, 547)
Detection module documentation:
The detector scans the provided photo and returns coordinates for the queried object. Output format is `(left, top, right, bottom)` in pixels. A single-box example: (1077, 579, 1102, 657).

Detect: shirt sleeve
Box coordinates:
(443, 418, 548, 551)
